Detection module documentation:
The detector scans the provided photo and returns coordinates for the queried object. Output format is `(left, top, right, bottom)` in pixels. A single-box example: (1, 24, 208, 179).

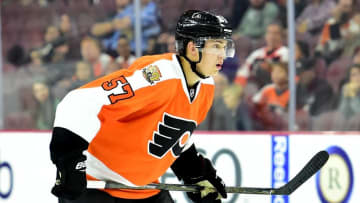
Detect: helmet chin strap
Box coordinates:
(182, 51, 209, 79)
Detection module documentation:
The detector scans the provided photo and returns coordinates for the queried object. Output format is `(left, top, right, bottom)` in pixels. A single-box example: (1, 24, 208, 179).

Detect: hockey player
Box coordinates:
(50, 10, 235, 203)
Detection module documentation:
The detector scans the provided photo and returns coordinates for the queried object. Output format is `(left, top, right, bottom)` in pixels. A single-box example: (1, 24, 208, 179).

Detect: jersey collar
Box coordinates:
(173, 54, 202, 104)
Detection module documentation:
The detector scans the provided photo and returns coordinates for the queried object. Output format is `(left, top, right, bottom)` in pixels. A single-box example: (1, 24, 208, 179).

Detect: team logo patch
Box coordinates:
(148, 113, 197, 159)
(142, 65, 162, 85)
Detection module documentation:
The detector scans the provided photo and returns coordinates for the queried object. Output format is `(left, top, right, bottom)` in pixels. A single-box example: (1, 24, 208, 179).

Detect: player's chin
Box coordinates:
(209, 70, 219, 77)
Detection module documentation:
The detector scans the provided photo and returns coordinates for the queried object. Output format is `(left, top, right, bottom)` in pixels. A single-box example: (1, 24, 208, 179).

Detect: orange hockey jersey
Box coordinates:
(53, 53, 215, 199)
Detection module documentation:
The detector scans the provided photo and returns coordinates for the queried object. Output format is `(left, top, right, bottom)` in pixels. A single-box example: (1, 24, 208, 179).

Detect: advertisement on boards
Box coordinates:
(0, 131, 359, 203)
(289, 135, 360, 203)
(0, 132, 57, 203)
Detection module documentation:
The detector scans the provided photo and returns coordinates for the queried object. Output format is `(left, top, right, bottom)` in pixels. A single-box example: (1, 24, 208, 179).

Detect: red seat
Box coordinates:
(312, 111, 347, 131)
(158, 1, 184, 30)
(4, 112, 35, 130)
(2, 63, 16, 73)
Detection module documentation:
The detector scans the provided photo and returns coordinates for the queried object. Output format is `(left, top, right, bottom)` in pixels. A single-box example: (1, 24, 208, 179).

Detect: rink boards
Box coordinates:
(0, 131, 358, 203)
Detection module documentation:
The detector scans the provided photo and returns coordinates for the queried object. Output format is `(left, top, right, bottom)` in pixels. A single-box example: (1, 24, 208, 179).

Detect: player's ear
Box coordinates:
(186, 41, 199, 60)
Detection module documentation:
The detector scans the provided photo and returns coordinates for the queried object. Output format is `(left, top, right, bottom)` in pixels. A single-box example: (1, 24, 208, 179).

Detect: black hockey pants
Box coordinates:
(59, 189, 175, 203)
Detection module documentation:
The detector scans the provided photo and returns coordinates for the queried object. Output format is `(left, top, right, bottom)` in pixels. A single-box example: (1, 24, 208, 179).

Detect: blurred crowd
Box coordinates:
(2, 0, 360, 131)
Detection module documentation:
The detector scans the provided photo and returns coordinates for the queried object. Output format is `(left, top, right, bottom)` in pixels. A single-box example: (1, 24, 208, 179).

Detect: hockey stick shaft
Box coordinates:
(87, 150, 329, 195)
(87, 180, 274, 194)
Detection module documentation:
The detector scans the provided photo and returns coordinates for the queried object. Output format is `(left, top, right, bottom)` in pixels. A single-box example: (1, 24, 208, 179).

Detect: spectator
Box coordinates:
(34, 25, 69, 63)
(229, 0, 250, 29)
(145, 36, 158, 54)
(213, 73, 230, 99)
(315, 0, 356, 64)
(167, 34, 176, 53)
(80, 36, 112, 77)
(152, 32, 171, 54)
(29, 49, 44, 67)
(341, 13, 360, 57)
(251, 62, 289, 130)
(91, 0, 132, 55)
(213, 85, 245, 130)
(233, 0, 279, 40)
(296, 0, 336, 35)
(152, 32, 176, 54)
(224, 84, 253, 130)
(129, 0, 161, 52)
(58, 14, 78, 38)
(272, 0, 307, 28)
(198, 81, 252, 131)
(6, 44, 29, 68)
(57, 13, 80, 59)
(296, 54, 334, 117)
(5, 45, 54, 113)
(91, 0, 160, 55)
(200, 85, 242, 131)
(116, 35, 136, 69)
(68, 61, 94, 91)
(352, 45, 360, 64)
(31, 80, 59, 130)
(104, 61, 122, 75)
(234, 23, 288, 89)
(338, 64, 360, 119)
(197, 73, 229, 130)
(295, 40, 312, 69)
(14, 49, 50, 92)
(333, 45, 360, 92)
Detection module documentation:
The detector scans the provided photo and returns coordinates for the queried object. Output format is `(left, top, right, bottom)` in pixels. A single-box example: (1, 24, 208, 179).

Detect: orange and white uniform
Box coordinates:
(53, 53, 215, 199)
(234, 46, 288, 86)
(252, 83, 289, 109)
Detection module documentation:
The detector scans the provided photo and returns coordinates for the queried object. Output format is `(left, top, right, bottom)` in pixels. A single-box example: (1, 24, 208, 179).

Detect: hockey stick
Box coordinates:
(87, 150, 329, 195)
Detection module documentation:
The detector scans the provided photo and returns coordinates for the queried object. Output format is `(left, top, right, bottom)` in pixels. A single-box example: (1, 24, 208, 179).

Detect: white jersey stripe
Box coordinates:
(85, 151, 138, 187)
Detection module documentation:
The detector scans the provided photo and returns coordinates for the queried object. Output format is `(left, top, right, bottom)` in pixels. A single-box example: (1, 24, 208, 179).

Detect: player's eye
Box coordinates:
(213, 44, 221, 49)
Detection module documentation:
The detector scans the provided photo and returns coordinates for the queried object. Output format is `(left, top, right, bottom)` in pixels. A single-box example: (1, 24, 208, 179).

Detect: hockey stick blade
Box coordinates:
(271, 150, 329, 195)
(87, 151, 329, 195)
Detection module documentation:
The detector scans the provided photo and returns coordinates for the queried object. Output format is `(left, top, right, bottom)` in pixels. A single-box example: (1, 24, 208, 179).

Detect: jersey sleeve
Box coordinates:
(53, 87, 112, 143)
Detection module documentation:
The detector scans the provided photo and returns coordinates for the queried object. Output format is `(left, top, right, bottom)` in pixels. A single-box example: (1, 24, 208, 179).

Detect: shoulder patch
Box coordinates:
(142, 65, 162, 85)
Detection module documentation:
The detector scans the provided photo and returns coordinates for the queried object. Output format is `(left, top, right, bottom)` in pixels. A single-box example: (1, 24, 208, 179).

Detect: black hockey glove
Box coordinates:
(51, 153, 87, 200)
(171, 145, 227, 203)
(183, 156, 227, 203)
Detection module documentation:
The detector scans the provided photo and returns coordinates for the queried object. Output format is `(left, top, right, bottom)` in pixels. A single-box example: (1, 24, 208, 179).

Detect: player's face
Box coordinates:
(196, 39, 227, 77)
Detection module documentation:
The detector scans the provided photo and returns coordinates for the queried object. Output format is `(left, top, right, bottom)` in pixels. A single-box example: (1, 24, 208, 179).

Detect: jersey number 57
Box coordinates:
(101, 75, 134, 104)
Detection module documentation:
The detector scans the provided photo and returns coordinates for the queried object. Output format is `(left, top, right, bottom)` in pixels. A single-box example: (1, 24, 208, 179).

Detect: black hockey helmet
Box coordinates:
(176, 10, 232, 40)
(175, 10, 234, 58)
